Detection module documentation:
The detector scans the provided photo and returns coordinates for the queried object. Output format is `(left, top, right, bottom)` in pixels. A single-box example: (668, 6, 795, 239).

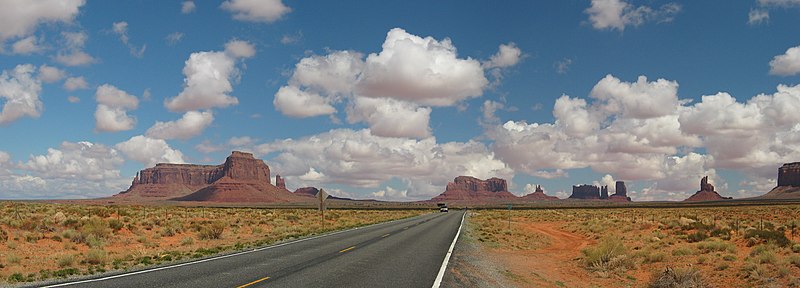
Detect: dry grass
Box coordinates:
(469, 204, 800, 287)
(0, 202, 427, 284)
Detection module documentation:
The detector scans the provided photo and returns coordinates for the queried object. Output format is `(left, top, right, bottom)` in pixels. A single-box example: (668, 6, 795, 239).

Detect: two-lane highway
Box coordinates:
(41, 210, 466, 288)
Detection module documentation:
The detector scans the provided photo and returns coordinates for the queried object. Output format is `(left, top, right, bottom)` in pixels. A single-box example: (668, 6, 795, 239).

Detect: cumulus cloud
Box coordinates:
(346, 97, 432, 138)
(275, 28, 514, 138)
(67, 96, 80, 103)
(482, 43, 522, 69)
(586, 0, 681, 31)
(11, 36, 44, 54)
(221, 0, 291, 23)
(20, 141, 124, 181)
(145, 110, 214, 140)
(273, 86, 336, 117)
(181, 1, 196, 14)
(0, 0, 85, 43)
(38, 65, 66, 83)
(115, 135, 185, 167)
(590, 75, 680, 119)
(63, 76, 88, 91)
(758, 0, 800, 6)
(255, 128, 513, 198)
(769, 45, 800, 76)
(0, 64, 43, 125)
(55, 31, 97, 66)
(224, 39, 256, 58)
(94, 84, 139, 132)
(748, 9, 770, 25)
(164, 40, 254, 112)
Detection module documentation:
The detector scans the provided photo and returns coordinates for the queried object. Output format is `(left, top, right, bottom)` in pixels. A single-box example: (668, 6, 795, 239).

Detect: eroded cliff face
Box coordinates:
(431, 176, 517, 202)
(568, 185, 600, 200)
(521, 185, 558, 200)
(761, 162, 800, 199)
(117, 151, 307, 203)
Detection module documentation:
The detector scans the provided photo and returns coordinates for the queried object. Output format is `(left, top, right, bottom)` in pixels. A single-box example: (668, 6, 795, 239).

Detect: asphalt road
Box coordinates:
(40, 210, 466, 288)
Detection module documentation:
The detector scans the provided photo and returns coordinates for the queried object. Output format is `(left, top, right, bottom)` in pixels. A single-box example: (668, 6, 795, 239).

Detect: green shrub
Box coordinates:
(198, 221, 226, 240)
(672, 247, 695, 256)
(181, 236, 194, 246)
(788, 255, 800, 268)
(697, 238, 735, 253)
(0, 227, 7, 242)
(81, 217, 109, 239)
(582, 237, 635, 275)
(57, 255, 75, 268)
(687, 231, 708, 243)
(744, 229, 790, 247)
(108, 219, 124, 231)
(792, 243, 800, 253)
(648, 268, 708, 288)
(85, 249, 106, 265)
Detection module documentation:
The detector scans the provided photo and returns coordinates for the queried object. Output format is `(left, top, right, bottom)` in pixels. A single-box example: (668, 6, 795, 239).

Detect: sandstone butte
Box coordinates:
(520, 185, 558, 201)
(760, 162, 800, 199)
(430, 176, 519, 203)
(683, 176, 733, 202)
(115, 151, 311, 203)
(564, 181, 631, 202)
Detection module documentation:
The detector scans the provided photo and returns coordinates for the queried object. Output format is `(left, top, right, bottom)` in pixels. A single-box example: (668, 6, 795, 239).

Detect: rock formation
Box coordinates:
(684, 176, 732, 201)
(430, 176, 517, 202)
(276, 175, 286, 190)
(568, 185, 600, 200)
(118, 151, 309, 203)
(293, 187, 319, 197)
(761, 162, 800, 199)
(600, 186, 609, 199)
(521, 185, 558, 200)
(608, 181, 632, 202)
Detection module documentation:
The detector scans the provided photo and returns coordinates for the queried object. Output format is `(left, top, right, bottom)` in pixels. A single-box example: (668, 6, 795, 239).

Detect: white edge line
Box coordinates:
(42, 213, 430, 288)
(431, 211, 466, 288)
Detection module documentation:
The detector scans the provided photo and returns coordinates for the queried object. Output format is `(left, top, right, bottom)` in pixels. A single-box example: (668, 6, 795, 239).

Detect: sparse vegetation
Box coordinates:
(648, 267, 708, 288)
(0, 202, 427, 284)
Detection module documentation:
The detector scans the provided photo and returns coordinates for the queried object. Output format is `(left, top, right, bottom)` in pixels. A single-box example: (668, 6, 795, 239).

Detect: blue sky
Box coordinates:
(1, 0, 800, 201)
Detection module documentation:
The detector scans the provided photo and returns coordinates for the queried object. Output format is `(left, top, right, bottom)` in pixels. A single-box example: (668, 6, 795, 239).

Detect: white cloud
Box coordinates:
(532, 169, 568, 179)
(358, 28, 487, 106)
(145, 110, 214, 140)
(481, 100, 505, 125)
(221, 0, 291, 23)
(11, 36, 44, 54)
(21, 141, 124, 181)
(273, 86, 336, 117)
(112, 21, 146, 58)
(67, 96, 80, 103)
(0, 64, 43, 124)
(482, 43, 522, 69)
(94, 84, 139, 132)
(586, 0, 681, 31)
(769, 45, 800, 76)
(166, 32, 184, 46)
(274, 28, 507, 138)
(63, 76, 88, 91)
(0, 0, 85, 43)
(281, 31, 303, 45)
(115, 135, 185, 167)
(181, 1, 196, 14)
(758, 0, 800, 6)
(224, 39, 256, 58)
(38, 65, 66, 83)
(748, 9, 770, 25)
(164, 40, 253, 112)
(256, 128, 512, 198)
(346, 97, 432, 138)
(371, 186, 408, 201)
(55, 31, 97, 66)
(590, 74, 680, 119)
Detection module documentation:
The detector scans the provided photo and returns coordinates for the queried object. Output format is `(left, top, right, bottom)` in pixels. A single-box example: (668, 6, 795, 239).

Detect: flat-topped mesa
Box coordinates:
(761, 162, 800, 199)
(220, 151, 270, 182)
(431, 176, 517, 202)
(293, 187, 319, 197)
(684, 176, 732, 201)
(777, 162, 800, 187)
(609, 181, 632, 202)
(568, 184, 600, 200)
(446, 176, 508, 192)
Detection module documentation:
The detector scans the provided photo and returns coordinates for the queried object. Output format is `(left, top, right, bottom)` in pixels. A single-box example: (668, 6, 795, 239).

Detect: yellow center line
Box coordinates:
(382, 233, 390, 238)
(339, 246, 356, 253)
(237, 276, 270, 288)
